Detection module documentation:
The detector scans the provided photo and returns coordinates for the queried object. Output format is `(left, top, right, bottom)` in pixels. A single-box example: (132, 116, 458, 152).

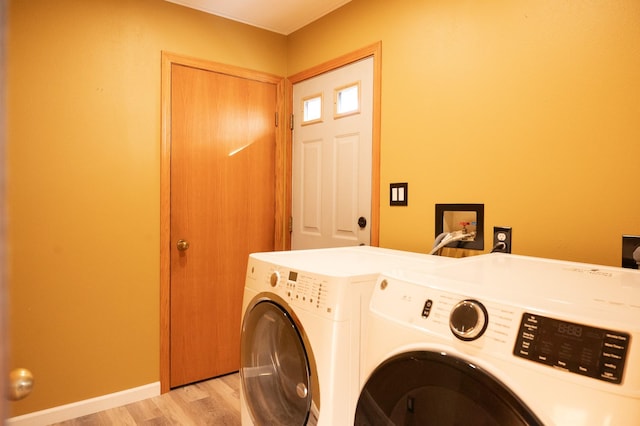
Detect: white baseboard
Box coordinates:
(6, 381, 160, 426)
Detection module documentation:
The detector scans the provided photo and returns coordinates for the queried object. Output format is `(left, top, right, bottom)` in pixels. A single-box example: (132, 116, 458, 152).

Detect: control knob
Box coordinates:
(449, 299, 488, 341)
(270, 271, 280, 287)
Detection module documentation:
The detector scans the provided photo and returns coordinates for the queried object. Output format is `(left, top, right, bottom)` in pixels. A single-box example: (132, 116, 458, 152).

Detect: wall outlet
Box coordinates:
(493, 226, 512, 253)
(622, 235, 640, 269)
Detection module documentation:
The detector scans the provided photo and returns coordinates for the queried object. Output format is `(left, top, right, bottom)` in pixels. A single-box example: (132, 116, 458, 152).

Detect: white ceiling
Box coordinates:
(165, 0, 352, 35)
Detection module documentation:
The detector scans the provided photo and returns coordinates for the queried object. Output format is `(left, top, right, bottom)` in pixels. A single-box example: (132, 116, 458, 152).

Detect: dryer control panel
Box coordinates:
(514, 313, 630, 384)
(265, 267, 353, 321)
(282, 269, 331, 313)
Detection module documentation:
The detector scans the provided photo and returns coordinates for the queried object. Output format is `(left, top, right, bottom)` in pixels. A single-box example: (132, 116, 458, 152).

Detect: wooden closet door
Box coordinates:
(170, 63, 276, 387)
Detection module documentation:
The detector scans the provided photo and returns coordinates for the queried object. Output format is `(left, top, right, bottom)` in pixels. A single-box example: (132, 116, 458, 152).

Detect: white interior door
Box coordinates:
(291, 57, 373, 249)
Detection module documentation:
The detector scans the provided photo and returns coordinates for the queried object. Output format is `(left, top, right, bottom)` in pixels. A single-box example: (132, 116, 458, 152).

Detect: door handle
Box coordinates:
(357, 217, 367, 229)
(177, 239, 190, 251)
(8, 368, 34, 401)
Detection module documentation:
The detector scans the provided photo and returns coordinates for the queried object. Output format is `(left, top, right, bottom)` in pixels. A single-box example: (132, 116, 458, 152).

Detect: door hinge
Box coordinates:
(275, 112, 279, 127)
(290, 114, 294, 130)
(288, 216, 293, 233)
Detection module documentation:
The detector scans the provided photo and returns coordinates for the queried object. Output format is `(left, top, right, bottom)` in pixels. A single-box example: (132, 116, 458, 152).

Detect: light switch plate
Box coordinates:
(390, 183, 408, 206)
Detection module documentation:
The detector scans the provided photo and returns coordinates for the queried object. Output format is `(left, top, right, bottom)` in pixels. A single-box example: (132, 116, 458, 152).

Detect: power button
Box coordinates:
(422, 299, 433, 318)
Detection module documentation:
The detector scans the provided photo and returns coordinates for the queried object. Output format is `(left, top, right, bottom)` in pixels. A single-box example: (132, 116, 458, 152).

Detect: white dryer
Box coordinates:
(356, 253, 640, 425)
(240, 246, 451, 425)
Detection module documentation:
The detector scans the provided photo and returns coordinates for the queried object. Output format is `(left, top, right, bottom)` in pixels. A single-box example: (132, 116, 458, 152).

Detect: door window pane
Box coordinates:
(303, 94, 322, 124)
(335, 82, 360, 118)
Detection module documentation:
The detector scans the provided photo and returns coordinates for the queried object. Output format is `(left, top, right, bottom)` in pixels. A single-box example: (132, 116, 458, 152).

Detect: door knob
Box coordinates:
(8, 368, 34, 401)
(177, 239, 190, 251)
(357, 216, 367, 229)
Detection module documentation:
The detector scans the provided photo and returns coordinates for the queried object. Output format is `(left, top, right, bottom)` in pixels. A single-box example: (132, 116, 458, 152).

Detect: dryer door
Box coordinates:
(241, 299, 318, 425)
(355, 351, 543, 426)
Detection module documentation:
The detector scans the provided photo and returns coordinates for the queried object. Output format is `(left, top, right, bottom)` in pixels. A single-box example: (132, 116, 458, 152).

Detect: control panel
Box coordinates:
(256, 266, 350, 321)
(268, 269, 333, 312)
(372, 278, 518, 354)
(281, 270, 328, 311)
(514, 313, 630, 384)
(371, 275, 634, 386)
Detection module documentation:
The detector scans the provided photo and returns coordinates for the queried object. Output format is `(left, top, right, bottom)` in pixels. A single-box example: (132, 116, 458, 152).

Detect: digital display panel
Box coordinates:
(514, 313, 629, 384)
(288, 271, 298, 282)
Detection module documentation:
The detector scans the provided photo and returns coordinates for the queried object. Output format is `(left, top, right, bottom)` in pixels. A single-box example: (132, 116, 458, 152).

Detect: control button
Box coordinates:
(603, 352, 622, 360)
(604, 342, 625, 350)
(270, 272, 280, 287)
(422, 299, 433, 318)
(605, 333, 628, 342)
(600, 371, 619, 381)
(449, 299, 488, 341)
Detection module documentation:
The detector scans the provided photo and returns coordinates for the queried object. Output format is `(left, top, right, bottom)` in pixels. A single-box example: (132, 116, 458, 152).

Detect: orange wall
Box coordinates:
(289, 0, 640, 265)
(6, 0, 286, 416)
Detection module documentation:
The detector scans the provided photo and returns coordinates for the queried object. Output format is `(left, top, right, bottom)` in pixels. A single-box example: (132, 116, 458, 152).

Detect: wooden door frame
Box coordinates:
(1, 0, 7, 413)
(160, 52, 287, 393)
(287, 41, 382, 248)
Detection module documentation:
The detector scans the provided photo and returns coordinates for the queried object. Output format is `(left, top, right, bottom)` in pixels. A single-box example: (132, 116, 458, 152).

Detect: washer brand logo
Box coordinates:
(564, 267, 615, 278)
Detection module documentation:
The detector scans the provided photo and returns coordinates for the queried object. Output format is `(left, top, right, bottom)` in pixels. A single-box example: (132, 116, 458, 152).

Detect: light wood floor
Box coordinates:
(50, 373, 240, 426)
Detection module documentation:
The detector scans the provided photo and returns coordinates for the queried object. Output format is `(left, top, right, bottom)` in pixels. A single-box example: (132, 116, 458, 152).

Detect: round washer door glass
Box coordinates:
(241, 300, 313, 425)
(355, 351, 543, 426)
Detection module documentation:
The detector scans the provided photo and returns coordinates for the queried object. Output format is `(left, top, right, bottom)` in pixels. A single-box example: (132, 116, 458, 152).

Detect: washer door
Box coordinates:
(241, 298, 317, 425)
(355, 351, 543, 426)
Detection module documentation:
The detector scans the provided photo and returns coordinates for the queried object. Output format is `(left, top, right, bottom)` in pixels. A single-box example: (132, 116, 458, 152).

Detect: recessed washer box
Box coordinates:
(435, 203, 484, 250)
(622, 235, 640, 269)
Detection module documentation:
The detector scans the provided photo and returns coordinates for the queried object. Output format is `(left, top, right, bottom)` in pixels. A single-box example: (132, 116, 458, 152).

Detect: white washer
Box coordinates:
(356, 253, 640, 425)
(240, 246, 452, 425)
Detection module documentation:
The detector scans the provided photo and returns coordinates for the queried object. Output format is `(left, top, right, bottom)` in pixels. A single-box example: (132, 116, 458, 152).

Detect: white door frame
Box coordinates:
(286, 42, 382, 249)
